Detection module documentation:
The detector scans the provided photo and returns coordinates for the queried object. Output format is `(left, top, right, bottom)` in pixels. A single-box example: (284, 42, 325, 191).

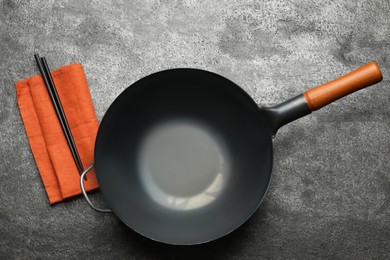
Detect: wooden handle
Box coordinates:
(303, 62, 383, 111)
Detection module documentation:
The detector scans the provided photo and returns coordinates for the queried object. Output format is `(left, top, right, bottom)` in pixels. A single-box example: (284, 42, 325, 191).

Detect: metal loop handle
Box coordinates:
(80, 164, 112, 213)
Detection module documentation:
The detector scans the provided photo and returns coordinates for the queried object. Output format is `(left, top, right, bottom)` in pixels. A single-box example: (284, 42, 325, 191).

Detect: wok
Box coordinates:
(80, 62, 383, 245)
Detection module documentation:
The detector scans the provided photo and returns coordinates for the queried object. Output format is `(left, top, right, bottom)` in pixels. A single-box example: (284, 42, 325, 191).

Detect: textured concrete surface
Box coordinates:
(1, 0, 390, 259)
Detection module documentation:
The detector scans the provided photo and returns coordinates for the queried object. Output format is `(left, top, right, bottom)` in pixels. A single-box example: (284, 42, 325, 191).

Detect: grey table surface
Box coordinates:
(1, 0, 390, 259)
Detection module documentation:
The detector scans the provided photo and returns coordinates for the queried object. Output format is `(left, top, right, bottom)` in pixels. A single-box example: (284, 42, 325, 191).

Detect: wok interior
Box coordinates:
(94, 69, 273, 244)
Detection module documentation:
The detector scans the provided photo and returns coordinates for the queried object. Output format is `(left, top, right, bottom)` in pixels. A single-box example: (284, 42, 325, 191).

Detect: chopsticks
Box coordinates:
(34, 54, 86, 179)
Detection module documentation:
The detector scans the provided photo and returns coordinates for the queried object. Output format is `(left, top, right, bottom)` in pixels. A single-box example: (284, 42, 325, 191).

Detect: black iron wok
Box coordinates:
(80, 62, 382, 245)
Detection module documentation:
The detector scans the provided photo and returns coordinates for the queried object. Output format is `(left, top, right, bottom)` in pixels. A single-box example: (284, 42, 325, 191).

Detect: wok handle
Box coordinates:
(80, 164, 112, 213)
(263, 62, 383, 135)
(303, 62, 383, 111)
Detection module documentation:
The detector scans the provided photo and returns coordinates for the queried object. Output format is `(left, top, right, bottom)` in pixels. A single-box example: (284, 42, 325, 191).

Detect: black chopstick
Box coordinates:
(34, 54, 86, 179)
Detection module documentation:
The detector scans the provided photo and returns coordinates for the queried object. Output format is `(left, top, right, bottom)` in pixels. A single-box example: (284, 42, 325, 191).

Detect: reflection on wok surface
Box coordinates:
(138, 120, 231, 210)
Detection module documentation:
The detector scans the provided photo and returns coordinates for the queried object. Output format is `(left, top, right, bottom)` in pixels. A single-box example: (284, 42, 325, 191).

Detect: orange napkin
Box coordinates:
(16, 63, 99, 204)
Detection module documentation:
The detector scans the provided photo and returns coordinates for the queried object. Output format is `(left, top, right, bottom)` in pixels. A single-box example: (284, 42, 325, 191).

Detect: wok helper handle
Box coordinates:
(80, 164, 112, 213)
(303, 62, 383, 111)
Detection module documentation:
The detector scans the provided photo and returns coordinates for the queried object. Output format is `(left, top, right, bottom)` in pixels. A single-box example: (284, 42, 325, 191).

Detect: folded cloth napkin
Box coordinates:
(16, 63, 99, 204)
